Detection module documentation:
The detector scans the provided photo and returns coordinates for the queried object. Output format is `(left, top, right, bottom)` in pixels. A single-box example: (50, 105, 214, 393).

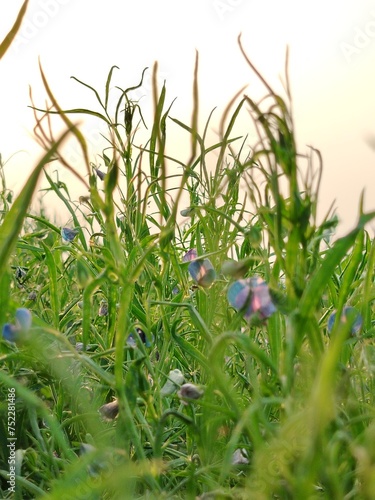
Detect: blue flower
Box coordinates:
(61, 227, 79, 243)
(2, 324, 18, 343)
(188, 259, 216, 288)
(327, 306, 362, 335)
(15, 308, 32, 330)
(2, 308, 32, 343)
(227, 276, 276, 321)
(183, 249, 216, 288)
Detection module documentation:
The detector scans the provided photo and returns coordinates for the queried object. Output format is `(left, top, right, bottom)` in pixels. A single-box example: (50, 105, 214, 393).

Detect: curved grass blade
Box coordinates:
(104, 65, 119, 109)
(39, 61, 91, 177)
(0, 0, 29, 59)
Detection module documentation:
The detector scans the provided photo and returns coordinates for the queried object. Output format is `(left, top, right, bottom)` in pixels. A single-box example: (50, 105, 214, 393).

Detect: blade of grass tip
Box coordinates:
(238, 33, 275, 96)
(150, 61, 161, 179)
(123, 66, 149, 94)
(218, 88, 247, 141)
(104, 65, 119, 110)
(39, 60, 91, 177)
(307, 145, 323, 219)
(282, 45, 297, 134)
(213, 93, 246, 194)
(0, 128, 73, 285)
(200, 106, 217, 187)
(70, 75, 105, 109)
(0, 0, 29, 59)
(150, 65, 174, 232)
(167, 52, 200, 230)
(190, 50, 199, 161)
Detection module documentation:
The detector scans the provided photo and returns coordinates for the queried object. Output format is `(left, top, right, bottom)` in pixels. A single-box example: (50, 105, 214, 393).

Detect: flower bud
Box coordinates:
(177, 383, 204, 402)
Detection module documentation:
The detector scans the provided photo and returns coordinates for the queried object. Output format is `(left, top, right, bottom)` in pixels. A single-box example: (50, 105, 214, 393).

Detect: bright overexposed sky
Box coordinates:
(1, 0, 375, 235)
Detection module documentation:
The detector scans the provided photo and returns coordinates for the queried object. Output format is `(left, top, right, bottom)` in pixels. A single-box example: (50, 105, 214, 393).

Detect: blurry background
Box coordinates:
(1, 0, 374, 235)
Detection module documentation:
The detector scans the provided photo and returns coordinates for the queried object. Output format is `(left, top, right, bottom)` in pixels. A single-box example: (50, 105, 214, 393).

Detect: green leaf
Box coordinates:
(40, 241, 59, 329)
(0, 0, 29, 59)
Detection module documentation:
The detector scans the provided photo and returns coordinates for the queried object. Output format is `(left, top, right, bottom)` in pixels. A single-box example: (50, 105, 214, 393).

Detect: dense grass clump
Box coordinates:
(1, 7, 375, 499)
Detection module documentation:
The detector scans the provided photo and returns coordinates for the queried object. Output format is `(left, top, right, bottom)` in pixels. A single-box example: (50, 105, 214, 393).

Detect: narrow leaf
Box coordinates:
(0, 0, 29, 59)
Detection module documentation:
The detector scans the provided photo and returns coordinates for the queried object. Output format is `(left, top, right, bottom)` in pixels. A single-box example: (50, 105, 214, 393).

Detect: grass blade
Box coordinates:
(0, 0, 29, 59)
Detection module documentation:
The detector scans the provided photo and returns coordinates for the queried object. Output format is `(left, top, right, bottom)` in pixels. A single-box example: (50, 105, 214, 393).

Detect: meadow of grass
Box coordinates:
(1, 3, 375, 499)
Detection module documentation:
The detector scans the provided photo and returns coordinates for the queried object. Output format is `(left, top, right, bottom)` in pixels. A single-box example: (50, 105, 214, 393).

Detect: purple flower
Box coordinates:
(227, 276, 276, 321)
(182, 248, 198, 263)
(93, 167, 106, 180)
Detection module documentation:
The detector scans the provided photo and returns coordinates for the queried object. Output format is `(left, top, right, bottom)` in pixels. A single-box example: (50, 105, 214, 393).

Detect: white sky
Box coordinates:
(1, 0, 375, 235)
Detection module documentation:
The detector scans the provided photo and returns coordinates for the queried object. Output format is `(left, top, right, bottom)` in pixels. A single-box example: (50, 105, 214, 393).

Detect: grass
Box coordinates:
(1, 7, 375, 498)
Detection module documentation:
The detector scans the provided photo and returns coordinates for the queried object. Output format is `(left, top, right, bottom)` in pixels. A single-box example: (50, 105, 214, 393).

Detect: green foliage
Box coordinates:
(1, 34, 375, 500)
